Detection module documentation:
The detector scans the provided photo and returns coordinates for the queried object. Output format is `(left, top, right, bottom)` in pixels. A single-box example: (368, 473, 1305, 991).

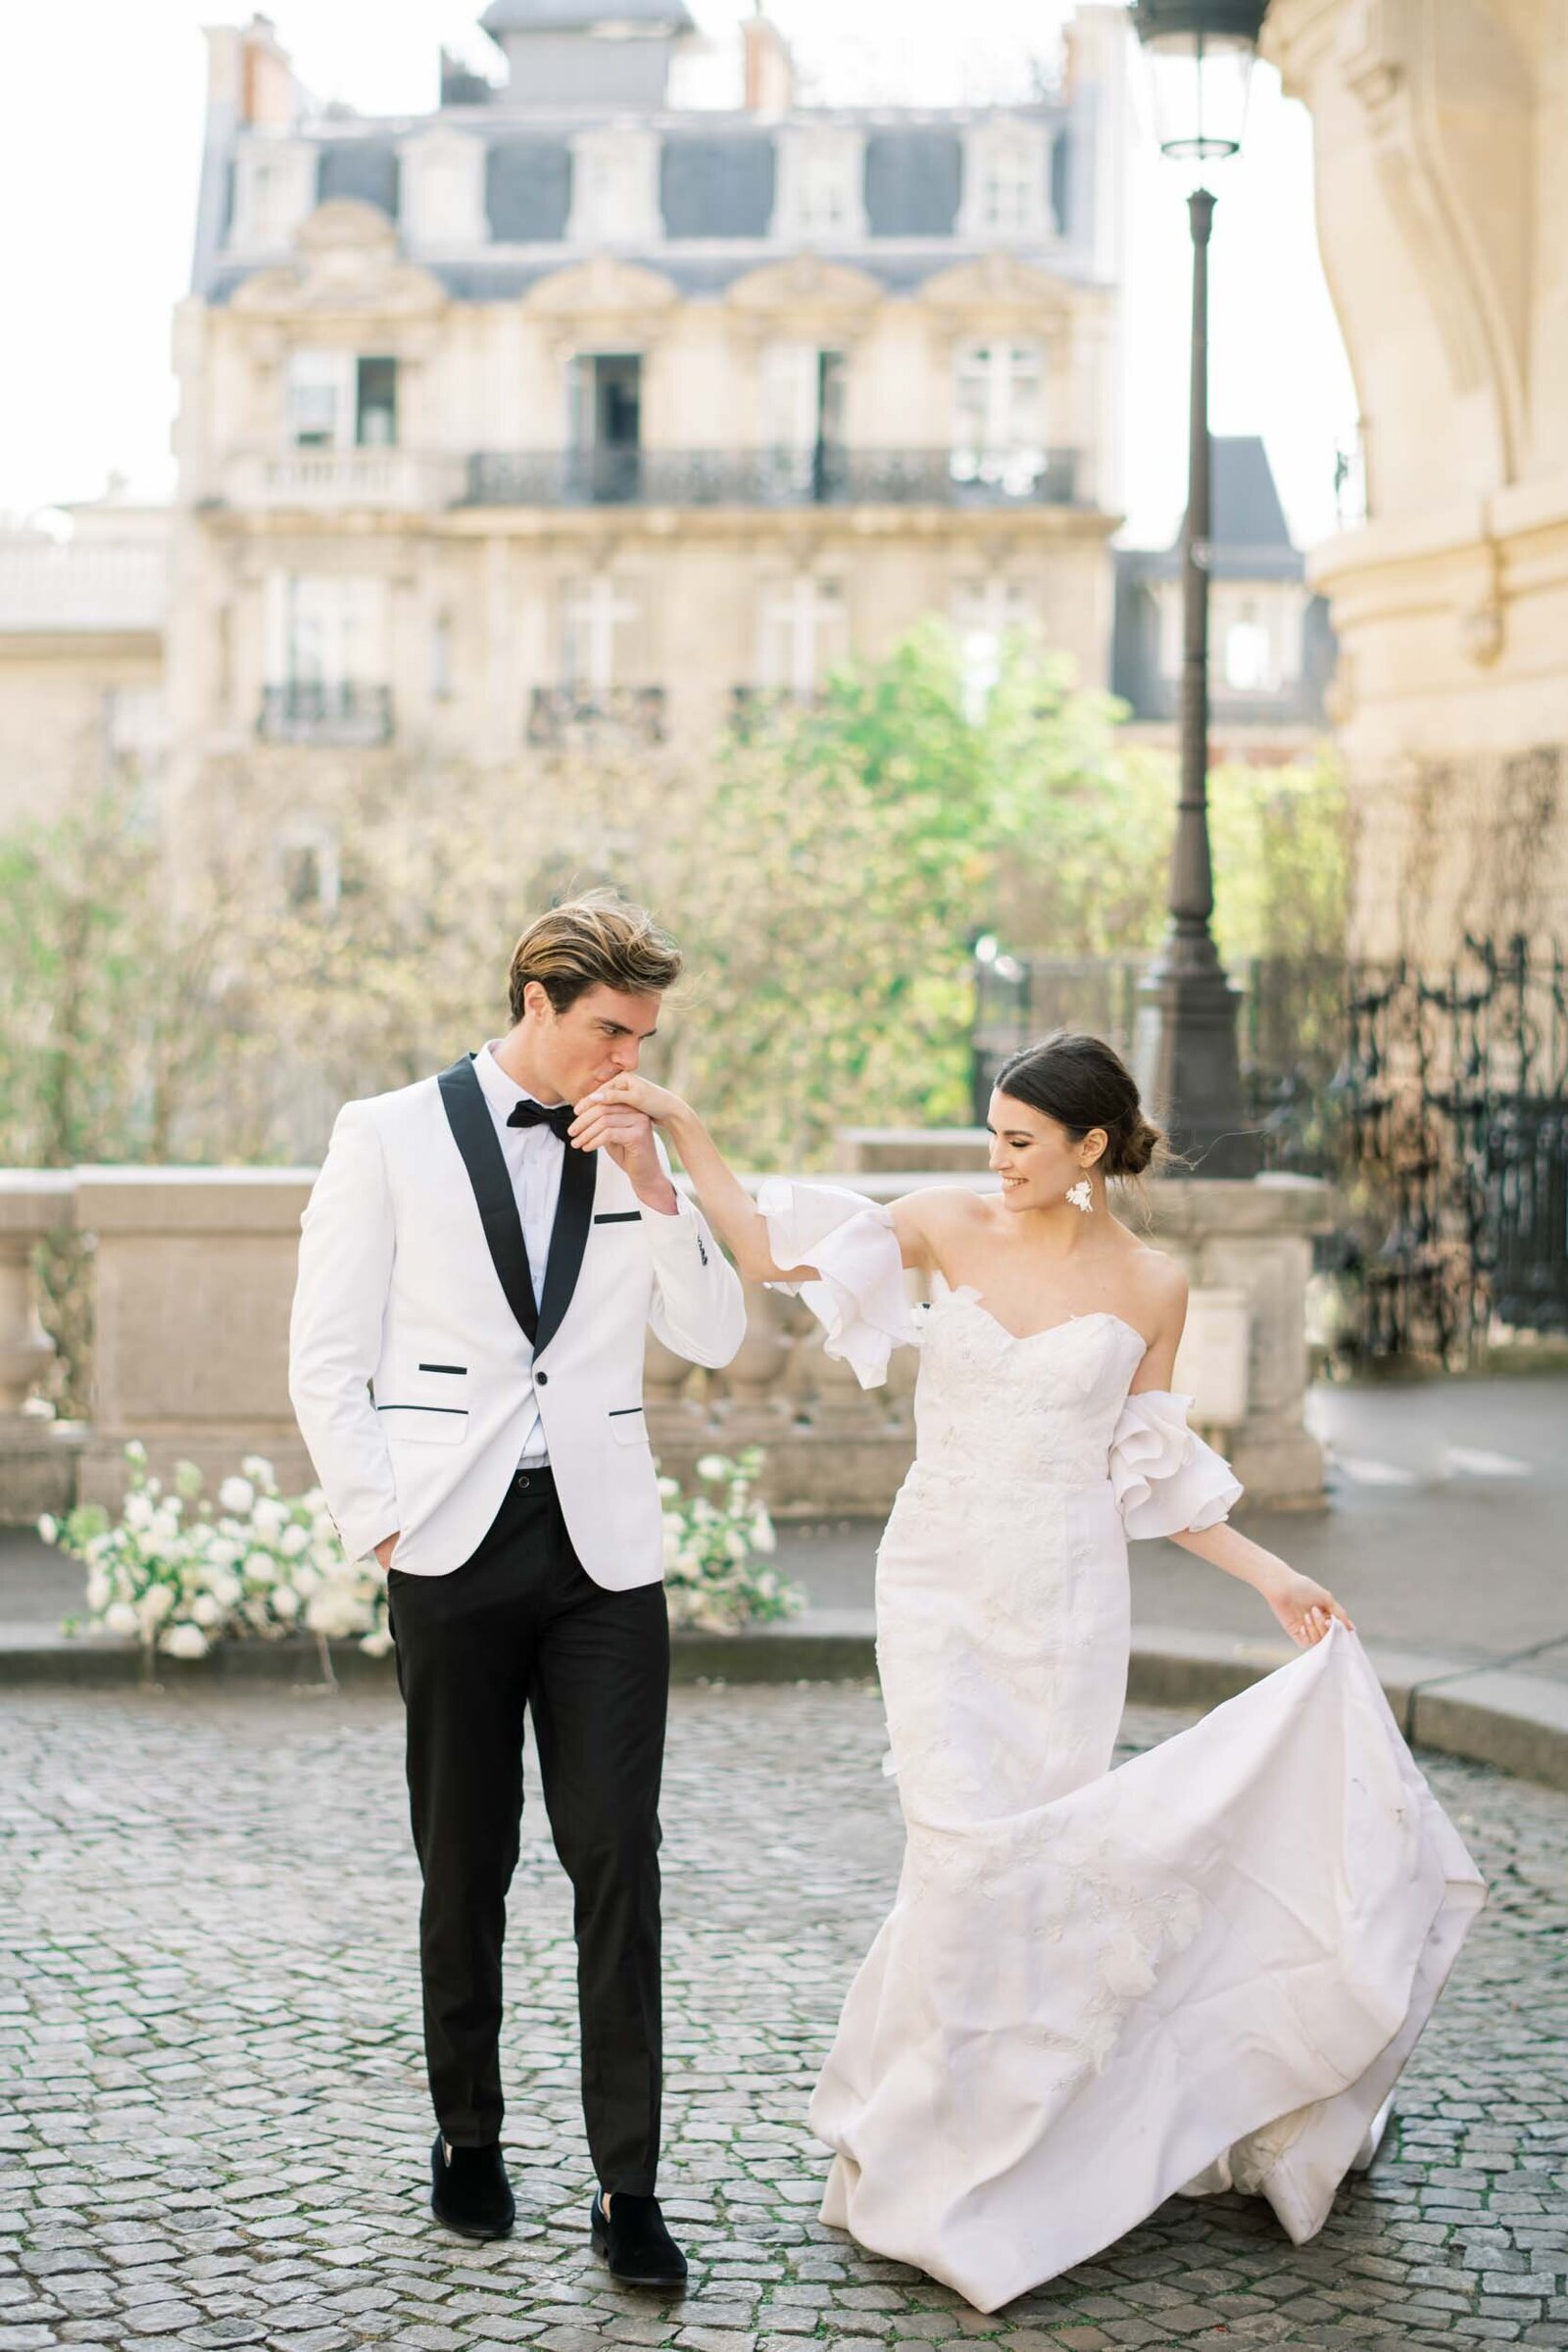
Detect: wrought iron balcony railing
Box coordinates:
(527, 685, 666, 747)
(258, 682, 394, 746)
(727, 684, 832, 736)
(466, 446, 1084, 512)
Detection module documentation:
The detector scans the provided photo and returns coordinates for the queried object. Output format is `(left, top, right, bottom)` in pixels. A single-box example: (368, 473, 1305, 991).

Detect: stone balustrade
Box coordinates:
(0, 539, 168, 633)
(224, 449, 468, 513)
(0, 1150, 1335, 1524)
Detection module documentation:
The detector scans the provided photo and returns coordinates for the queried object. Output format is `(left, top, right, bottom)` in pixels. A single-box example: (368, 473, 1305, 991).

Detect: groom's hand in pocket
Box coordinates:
(374, 1532, 400, 1572)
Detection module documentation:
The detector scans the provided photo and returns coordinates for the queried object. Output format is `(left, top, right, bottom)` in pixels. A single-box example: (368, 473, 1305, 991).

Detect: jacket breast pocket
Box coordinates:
(377, 1403, 469, 1446)
(609, 1406, 650, 1446)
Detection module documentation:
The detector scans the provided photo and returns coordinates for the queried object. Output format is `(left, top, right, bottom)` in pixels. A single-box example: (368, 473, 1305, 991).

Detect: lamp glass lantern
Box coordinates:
(1131, 0, 1267, 162)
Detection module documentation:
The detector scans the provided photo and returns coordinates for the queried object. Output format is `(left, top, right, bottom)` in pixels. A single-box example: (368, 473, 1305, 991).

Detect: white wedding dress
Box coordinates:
(759, 1180, 1486, 2315)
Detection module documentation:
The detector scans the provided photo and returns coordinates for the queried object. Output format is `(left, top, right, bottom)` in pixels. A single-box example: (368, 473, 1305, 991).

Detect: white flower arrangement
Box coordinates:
(659, 1446, 802, 1635)
(45, 1441, 802, 1663)
(45, 1444, 391, 1675)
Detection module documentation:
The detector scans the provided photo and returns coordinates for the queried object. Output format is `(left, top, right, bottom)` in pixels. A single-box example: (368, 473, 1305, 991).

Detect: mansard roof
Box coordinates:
(481, 0, 693, 27)
(197, 74, 1101, 310)
(1206, 434, 1294, 555)
(1117, 439, 1305, 583)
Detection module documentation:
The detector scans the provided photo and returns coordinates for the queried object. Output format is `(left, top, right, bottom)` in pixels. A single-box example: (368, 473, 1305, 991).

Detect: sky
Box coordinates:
(0, 0, 1359, 549)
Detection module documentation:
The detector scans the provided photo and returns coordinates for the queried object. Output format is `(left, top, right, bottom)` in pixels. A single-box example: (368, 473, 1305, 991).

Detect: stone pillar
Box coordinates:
(1144, 1175, 1334, 1509)
(0, 1173, 84, 1523)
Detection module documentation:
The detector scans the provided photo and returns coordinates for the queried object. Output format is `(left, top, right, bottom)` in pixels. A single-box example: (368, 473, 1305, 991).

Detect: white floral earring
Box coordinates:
(1065, 1177, 1094, 1214)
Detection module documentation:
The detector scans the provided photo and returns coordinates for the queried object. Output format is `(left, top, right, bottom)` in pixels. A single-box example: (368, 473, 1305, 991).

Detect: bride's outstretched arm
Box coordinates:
(570, 1072, 929, 1286)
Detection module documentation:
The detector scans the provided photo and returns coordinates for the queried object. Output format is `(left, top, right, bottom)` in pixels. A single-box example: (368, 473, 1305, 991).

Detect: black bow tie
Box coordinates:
(508, 1098, 574, 1144)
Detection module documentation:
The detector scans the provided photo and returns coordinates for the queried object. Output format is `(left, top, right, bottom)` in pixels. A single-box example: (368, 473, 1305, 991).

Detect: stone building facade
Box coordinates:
(162, 2, 1130, 868)
(1265, 0, 1568, 962)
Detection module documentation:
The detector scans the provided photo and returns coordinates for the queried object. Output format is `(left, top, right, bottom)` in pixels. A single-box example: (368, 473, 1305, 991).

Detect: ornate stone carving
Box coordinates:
(232, 201, 449, 321)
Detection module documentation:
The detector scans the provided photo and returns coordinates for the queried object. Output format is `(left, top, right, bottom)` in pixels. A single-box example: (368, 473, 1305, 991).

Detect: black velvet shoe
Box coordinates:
(430, 2132, 514, 2240)
(590, 2189, 688, 2289)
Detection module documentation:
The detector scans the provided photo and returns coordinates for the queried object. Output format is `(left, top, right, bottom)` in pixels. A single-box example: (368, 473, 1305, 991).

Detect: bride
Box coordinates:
(571, 1031, 1485, 2313)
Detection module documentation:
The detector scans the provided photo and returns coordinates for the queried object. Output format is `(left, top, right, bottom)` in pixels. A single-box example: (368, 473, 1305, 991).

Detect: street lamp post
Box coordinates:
(1129, 0, 1268, 1176)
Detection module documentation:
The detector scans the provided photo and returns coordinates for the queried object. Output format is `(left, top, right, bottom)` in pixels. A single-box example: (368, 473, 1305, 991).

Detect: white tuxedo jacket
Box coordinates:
(287, 1054, 748, 1587)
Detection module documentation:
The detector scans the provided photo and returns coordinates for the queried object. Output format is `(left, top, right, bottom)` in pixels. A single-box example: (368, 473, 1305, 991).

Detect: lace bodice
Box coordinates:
(915, 1278, 1148, 1488)
(758, 1177, 1241, 1537)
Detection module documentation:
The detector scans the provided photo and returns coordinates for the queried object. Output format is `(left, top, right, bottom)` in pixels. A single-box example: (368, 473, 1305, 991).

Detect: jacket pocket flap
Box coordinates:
(377, 1403, 469, 1446)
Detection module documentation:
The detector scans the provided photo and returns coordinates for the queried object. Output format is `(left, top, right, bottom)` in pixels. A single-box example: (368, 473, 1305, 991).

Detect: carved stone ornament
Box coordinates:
(725, 253, 881, 319)
(523, 255, 680, 323)
(919, 251, 1075, 332)
(231, 200, 448, 320)
(1457, 598, 1504, 668)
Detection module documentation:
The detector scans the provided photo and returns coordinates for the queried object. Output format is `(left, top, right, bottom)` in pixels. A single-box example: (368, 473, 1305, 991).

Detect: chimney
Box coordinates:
(237, 13, 295, 127)
(742, 6, 795, 113)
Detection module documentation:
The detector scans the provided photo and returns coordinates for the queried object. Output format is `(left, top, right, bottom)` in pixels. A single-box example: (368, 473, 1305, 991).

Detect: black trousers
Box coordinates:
(386, 1467, 669, 2193)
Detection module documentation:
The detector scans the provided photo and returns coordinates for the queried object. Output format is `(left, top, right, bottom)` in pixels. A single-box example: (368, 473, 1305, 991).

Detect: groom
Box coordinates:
(288, 891, 747, 2287)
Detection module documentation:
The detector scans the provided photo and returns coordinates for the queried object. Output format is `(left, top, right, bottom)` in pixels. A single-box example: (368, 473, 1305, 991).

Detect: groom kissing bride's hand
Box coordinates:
(299, 990, 1481, 2315)
(566, 1077, 678, 1204)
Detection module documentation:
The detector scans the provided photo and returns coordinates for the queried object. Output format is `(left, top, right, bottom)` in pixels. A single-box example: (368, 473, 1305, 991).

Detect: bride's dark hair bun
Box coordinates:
(994, 1032, 1166, 1181)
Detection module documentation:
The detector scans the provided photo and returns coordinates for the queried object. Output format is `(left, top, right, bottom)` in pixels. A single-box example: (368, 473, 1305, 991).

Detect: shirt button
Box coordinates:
(536, 1369, 549, 1385)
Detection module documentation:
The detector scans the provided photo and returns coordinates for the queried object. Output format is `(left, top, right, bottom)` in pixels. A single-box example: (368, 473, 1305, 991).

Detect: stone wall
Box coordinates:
(0, 1150, 1333, 1525)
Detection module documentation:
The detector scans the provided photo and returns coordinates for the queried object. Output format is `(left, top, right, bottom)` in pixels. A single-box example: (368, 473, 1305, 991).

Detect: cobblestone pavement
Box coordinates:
(2, 1682, 1564, 2352)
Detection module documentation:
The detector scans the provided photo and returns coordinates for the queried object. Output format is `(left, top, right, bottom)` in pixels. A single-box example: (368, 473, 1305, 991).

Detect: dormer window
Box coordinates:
(771, 125, 866, 243)
(401, 128, 487, 248)
(287, 351, 399, 449)
(230, 138, 316, 250)
(567, 126, 662, 246)
(958, 120, 1054, 241)
(1224, 606, 1274, 693)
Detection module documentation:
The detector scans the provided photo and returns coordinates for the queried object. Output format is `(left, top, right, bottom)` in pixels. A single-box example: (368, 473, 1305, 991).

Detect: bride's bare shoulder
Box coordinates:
(1121, 1234, 1189, 1323)
(889, 1183, 992, 1270)
(899, 1184, 993, 1238)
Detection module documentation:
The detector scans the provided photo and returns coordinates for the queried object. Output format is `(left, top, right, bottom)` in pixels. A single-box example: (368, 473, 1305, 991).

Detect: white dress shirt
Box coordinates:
(473, 1040, 565, 1466)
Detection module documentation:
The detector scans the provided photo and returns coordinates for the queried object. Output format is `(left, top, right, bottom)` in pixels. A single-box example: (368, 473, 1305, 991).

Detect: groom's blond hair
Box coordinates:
(508, 890, 683, 1021)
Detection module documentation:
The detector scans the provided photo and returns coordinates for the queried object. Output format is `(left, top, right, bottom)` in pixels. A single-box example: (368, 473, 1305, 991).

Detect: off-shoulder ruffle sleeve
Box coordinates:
(756, 1177, 914, 1391)
(1109, 1389, 1243, 1539)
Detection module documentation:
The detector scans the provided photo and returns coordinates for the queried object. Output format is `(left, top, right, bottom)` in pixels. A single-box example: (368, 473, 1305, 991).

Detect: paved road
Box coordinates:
(1, 1681, 1563, 2351)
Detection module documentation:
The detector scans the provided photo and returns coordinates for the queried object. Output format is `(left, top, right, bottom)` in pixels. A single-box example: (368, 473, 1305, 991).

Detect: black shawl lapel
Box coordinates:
(534, 1130, 598, 1357)
(436, 1055, 539, 1347)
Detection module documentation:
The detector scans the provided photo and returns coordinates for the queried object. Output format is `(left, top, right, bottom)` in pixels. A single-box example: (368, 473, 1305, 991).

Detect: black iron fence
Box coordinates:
(971, 936, 1568, 1362)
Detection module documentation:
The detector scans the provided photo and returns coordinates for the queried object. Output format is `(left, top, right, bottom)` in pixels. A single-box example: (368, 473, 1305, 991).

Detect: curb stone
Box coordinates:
(5, 1615, 1568, 1794)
